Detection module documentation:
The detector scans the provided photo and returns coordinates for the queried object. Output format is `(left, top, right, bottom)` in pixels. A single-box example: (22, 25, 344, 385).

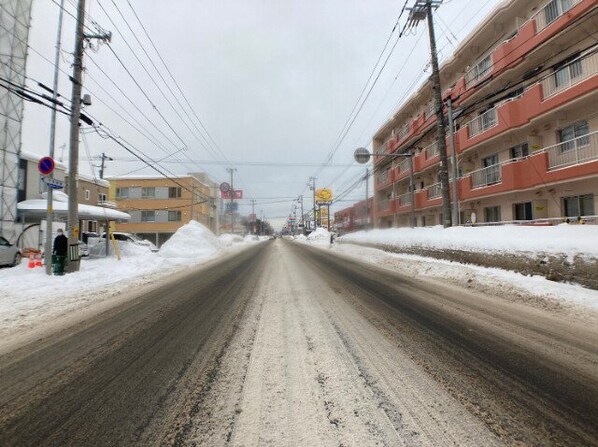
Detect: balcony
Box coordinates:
(424, 140, 439, 160)
(466, 108, 498, 138)
(427, 182, 442, 199)
(541, 51, 598, 100)
(375, 169, 394, 190)
(546, 130, 598, 170)
(376, 198, 396, 217)
(471, 164, 501, 189)
(397, 192, 412, 208)
(464, 54, 492, 88)
(533, 0, 581, 33)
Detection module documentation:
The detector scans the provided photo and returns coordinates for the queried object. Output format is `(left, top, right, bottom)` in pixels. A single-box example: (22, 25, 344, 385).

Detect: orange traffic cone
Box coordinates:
(28, 253, 35, 269)
(35, 252, 43, 267)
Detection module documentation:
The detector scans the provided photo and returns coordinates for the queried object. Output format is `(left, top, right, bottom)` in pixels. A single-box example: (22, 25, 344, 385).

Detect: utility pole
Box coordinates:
(250, 198, 256, 234)
(44, 0, 65, 275)
(447, 96, 460, 225)
(66, 0, 87, 273)
(364, 168, 369, 229)
(309, 176, 316, 230)
(98, 152, 113, 179)
(227, 167, 236, 233)
(298, 194, 304, 233)
(66, 0, 110, 272)
(408, 0, 451, 227)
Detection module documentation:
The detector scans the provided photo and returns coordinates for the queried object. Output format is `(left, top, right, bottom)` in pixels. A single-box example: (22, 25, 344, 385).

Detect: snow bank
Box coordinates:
(339, 224, 598, 259)
(306, 228, 332, 242)
(160, 220, 222, 260)
(219, 234, 244, 246)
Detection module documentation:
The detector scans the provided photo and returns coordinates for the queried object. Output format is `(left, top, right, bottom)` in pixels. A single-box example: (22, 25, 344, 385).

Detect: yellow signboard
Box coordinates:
(315, 188, 333, 204)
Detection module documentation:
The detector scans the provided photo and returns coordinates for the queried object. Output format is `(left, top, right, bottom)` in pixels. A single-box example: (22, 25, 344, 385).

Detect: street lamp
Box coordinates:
(354, 147, 416, 228)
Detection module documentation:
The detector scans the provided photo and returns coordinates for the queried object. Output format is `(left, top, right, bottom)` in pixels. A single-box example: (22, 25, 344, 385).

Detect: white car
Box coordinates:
(99, 232, 159, 252)
(0, 236, 22, 267)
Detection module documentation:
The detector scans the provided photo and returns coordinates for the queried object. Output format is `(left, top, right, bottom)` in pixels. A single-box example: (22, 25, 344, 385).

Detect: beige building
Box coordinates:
(373, 0, 598, 227)
(109, 175, 217, 247)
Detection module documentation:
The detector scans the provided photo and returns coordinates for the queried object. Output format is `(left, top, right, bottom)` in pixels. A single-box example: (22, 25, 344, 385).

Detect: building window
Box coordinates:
(544, 0, 575, 26)
(141, 210, 155, 222)
(513, 202, 533, 220)
(169, 187, 182, 198)
(168, 210, 182, 221)
(84, 189, 90, 200)
(98, 193, 107, 202)
(116, 187, 129, 199)
(559, 121, 589, 152)
(510, 143, 530, 160)
(484, 206, 501, 223)
(141, 187, 155, 199)
(563, 194, 594, 217)
(482, 153, 500, 185)
(554, 53, 582, 88)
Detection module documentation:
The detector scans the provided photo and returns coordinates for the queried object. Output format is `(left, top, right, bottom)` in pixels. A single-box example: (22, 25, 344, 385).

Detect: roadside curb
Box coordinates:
(337, 240, 598, 291)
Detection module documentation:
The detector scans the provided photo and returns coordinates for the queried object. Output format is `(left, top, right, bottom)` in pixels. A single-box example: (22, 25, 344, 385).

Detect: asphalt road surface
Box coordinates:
(1, 239, 597, 446)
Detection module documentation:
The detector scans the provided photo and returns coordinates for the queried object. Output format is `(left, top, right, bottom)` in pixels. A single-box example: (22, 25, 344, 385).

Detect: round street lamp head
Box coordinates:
(354, 147, 371, 164)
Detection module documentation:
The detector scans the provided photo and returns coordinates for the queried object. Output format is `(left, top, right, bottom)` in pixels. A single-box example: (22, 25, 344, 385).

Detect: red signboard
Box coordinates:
(221, 190, 243, 199)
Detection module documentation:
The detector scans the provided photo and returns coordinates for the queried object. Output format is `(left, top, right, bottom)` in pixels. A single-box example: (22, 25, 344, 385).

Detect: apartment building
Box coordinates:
(334, 198, 374, 234)
(373, 0, 598, 227)
(109, 175, 217, 247)
(65, 174, 110, 234)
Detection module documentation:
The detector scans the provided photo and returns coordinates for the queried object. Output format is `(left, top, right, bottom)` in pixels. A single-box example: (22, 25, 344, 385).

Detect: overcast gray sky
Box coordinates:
(22, 0, 501, 229)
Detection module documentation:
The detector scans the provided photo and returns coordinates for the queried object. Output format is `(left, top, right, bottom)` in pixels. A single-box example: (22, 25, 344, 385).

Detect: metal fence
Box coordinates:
(546, 130, 598, 170)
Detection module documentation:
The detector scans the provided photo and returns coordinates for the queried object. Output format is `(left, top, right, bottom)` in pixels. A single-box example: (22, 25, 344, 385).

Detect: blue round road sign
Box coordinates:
(38, 156, 55, 175)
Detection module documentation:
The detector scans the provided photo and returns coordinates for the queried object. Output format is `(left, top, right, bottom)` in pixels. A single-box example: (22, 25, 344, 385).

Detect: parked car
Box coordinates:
(99, 232, 159, 252)
(0, 236, 22, 267)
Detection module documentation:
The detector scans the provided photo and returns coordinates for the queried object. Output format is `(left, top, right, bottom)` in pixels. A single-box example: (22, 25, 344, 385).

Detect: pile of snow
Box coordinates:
(160, 220, 223, 260)
(89, 239, 152, 258)
(307, 228, 332, 241)
(294, 234, 307, 241)
(219, 233, 244, 246)
(339, 224, 598, 259)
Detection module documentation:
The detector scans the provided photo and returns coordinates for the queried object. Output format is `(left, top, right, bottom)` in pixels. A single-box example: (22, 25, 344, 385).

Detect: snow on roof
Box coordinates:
(19, 150, 67, 169)
(17, 199, 130, 221)
(77, 173, 110, 188)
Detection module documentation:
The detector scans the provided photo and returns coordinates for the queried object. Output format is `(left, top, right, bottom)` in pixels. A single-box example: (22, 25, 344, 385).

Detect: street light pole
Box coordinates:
(364, 168, 369, 229)
(354, 147, 416, 228)
(447, 96, 460, 225)
(44, 0, 65, 275)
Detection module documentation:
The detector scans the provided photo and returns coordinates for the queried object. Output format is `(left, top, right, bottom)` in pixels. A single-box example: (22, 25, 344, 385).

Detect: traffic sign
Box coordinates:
(38, 156, 55, 175)
(219, 182, 231, 193)
(43, 177, 65, 190)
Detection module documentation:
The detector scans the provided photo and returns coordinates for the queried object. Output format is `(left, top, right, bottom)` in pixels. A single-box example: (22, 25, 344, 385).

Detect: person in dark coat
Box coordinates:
(53, 228, 68, 256)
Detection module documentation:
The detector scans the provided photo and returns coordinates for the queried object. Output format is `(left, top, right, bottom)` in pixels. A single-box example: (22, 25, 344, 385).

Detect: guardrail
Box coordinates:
(427, 182, 442, 199)
(471, 164, 501, 188)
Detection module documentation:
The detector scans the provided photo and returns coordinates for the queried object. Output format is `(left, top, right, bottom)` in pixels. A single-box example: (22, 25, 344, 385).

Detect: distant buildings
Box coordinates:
(334, 198, 374, 234)
(109, 174, 219, 247)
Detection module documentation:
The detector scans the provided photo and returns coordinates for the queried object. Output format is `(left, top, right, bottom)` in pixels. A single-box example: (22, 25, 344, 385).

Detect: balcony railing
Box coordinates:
(398, 158, 410, 173)
(466, 108, 498, 138)
(397, 192, 412, 206)
(471, 164, 502, 188)
(397, 124, 409, 140)
(541, 50, 598, 99)
(545, 130, 598, 170)
(424, 102, 435, 120)
(378, 199, 390, 212)
(377, 170, 390, 185)
(424, 140, 439, 159)
(533, 0, 581, 32)
(465, 54, 492, 87)
(427, 182, 442, 199)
